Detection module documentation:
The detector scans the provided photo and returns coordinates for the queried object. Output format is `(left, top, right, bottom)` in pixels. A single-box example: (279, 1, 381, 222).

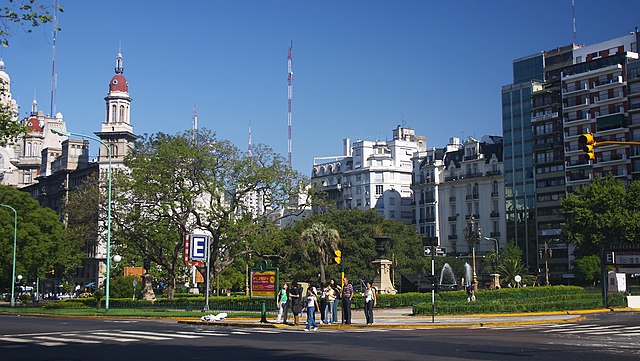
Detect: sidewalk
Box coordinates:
(178, 307, 629, 329)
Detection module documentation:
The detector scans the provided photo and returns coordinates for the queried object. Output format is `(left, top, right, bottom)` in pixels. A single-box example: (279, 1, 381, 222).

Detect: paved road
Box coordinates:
(1, 313, 639, 360)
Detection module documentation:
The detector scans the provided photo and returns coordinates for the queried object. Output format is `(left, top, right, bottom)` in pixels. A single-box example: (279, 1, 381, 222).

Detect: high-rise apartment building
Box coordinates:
(563, 32, 639, 192)
(502, 54, 542, 269)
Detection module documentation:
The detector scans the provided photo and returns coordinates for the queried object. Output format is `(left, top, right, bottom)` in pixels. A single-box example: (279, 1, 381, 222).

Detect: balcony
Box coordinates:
(448, 235, 458, 240)
(593, 75, 624, 90)
(466, 194, 473, 200)
(485, 170, 502, 176)
(491, 191, 499, 198)
(425, 198, 436, 204)
(562, 84, 589, 95)
(597, 153, 626, 164)
(445, 175, 457, 181)
(449, 196, 456, 202)
(448, 215, 457, 221)
(465, 172, 483, 179)
(490, 211, 500, 218)
(563, 98, 590, 111)
(490, 232, 501, 238)
(424, 217, 436, 223)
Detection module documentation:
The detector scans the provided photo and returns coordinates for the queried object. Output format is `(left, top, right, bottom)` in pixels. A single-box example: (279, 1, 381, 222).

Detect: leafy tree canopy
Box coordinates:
(0, 184, 69, 288)
(562, 175, 640, 257)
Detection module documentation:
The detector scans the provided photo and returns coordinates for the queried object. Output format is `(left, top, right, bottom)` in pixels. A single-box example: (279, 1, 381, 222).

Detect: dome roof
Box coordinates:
(109, 74, 128, 93)
(26, 117, 43, 132)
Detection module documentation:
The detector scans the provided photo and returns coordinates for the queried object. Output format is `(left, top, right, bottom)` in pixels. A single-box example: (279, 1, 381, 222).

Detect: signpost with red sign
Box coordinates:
(250, 260, 279, 323)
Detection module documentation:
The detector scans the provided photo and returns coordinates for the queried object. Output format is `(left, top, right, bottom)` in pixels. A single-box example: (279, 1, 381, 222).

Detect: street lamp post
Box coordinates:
(52, 129, 112, 310)
(465, 216, 481, 292)
(540, 243, 553, 286)
(1, 204, 18, 307)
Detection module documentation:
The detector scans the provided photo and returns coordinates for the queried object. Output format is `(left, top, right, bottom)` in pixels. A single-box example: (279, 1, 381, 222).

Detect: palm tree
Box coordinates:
(301, 222, 340, 284)
(497, 258, 535, 287)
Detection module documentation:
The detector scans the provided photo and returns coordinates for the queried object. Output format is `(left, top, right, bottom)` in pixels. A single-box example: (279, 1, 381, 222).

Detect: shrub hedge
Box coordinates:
(54, 286, 627, 315)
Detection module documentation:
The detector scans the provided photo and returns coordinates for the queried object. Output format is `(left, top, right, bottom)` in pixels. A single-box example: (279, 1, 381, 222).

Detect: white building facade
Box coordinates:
(311, 126, 426, 224)
(412, 136, 506, 256)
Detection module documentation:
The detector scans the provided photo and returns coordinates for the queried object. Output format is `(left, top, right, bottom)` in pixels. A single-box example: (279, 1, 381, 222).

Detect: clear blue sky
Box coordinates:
(2, 1, 640, 173)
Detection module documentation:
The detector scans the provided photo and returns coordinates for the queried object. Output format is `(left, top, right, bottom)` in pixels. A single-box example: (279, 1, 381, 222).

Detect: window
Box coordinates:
(119, 105, 125, 122)
(375, 185, 383, 195)
(111, 104, 117, 122)
(389, 197, 395, 205)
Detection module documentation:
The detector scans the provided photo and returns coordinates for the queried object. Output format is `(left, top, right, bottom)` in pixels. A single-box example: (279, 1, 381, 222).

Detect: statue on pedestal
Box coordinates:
(371, 236, 397, 294)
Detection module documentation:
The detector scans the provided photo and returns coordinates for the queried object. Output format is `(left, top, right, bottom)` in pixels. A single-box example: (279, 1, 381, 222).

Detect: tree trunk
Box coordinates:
(319, 261, 326, 285)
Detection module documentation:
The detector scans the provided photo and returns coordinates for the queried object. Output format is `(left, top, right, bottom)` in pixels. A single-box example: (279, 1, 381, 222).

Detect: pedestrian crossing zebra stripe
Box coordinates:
(34, 336, 100, 344)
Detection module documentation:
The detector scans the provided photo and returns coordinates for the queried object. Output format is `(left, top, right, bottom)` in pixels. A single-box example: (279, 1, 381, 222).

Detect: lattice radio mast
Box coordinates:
(287, 41, 293, 168)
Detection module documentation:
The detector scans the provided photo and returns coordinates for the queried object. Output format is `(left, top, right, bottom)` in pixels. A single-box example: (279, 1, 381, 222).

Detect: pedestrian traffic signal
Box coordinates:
(578, 133, 596, 161)
(333, 249, 341, 264)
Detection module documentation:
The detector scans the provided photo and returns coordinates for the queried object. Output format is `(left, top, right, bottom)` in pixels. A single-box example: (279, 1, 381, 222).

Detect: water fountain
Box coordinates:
(464, 263, 473, 287)
(439, 263, 457, 291)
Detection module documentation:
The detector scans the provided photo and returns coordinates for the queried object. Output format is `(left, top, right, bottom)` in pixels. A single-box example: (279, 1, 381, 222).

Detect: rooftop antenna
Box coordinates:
(287, 41, 293, 168)
(248, 121, 253, 158)
(572, 0, 577, 44)
(49, 0, 59, 117)
(192, 105, 198, 145)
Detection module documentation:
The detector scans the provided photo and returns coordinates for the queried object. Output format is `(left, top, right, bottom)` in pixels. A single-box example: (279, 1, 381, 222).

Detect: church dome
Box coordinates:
(109, 74, 128, 93)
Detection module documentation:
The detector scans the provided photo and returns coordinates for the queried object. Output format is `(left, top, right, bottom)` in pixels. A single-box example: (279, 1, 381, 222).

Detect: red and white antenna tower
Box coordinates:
(287, 41, 293, 168)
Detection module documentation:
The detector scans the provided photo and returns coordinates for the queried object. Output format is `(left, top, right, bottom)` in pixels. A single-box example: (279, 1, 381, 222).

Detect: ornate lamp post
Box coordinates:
(52, 129, 112, 310)
(540, 242, 553, 286)
(464, 216, 481, 292)
(1, 204, 18, 307)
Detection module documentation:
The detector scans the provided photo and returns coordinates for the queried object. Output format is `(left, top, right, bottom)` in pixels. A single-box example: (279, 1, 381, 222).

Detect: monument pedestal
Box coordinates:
(490, 273, 501, 290)
(372, 259, 397, 294)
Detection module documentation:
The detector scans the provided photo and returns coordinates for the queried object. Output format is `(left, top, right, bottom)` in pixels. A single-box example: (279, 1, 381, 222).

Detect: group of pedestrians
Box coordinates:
(274, 277, 377, 330)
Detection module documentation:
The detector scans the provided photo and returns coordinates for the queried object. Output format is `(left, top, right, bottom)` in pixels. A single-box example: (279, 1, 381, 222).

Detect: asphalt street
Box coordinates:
(1, 312, 639, 361)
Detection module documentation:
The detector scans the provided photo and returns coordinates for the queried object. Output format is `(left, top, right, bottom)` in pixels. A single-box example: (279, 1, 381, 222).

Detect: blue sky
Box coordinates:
(2, 1, 640, 173)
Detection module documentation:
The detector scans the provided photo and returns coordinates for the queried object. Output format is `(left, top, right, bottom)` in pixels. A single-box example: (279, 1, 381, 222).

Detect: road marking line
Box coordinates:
(118, 330, 201, 339)
(34, 336, 98, 344)
(0, 337, 34, 343)
(38, 342, 67, 347)
(230, 331, 250, 335)
(87, 332, 141, 342)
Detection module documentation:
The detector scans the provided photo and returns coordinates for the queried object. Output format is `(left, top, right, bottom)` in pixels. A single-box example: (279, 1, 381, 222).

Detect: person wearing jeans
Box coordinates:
(305, 287, 319, 331)
(363, 282, 377, 324)
(323, 283, 336, 324)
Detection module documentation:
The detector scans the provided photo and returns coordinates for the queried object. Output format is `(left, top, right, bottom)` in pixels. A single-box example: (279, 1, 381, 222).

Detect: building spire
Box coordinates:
(115, 50, 124, 74)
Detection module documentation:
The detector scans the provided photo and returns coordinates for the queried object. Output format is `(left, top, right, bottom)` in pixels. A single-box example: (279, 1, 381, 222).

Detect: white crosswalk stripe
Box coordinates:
(486, 323, 640, 337)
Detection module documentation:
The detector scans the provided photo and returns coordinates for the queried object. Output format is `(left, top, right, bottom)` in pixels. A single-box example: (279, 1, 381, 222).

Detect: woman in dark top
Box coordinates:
(290, 282, 303, 326)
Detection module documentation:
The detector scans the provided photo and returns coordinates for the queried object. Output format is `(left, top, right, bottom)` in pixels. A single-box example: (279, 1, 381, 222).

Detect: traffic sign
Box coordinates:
(189, 234, 208, 261)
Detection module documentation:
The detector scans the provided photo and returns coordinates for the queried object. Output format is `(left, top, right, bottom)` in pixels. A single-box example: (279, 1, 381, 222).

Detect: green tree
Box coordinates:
(0, 0, 62, 47)
(301, 222, 340, 285)
(113, 130, 308, 299)
(0, 185, 69, 288)
(282, 209, 427, 288)
(563, 175, 640, 257)
(497, 258, 535, 288)
(573, 255, 601, 286)
(0, 1, 62, 145)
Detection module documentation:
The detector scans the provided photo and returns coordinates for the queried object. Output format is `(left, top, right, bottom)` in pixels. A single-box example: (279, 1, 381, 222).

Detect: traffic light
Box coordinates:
(578, 133, 596, 161)
(333, 249, 341, 264)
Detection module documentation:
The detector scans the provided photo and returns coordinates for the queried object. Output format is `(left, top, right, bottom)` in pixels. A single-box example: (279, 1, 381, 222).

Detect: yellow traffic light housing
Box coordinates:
(578, 133, 597, 161)
(333, 249, 342, 264)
